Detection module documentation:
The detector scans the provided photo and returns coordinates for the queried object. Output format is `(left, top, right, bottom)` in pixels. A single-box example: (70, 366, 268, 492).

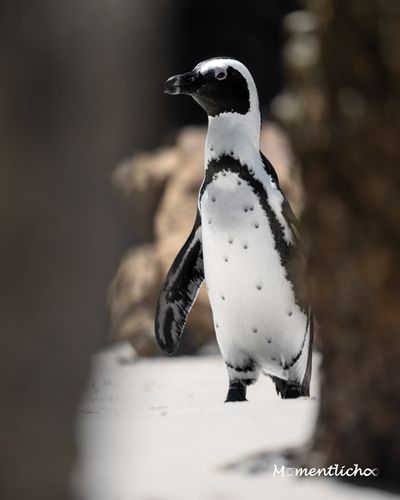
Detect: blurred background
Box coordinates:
(2, 0, 400, 499)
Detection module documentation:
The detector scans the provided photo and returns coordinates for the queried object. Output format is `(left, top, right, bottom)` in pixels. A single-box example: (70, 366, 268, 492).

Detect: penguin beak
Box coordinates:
(164, 71, 200, 95)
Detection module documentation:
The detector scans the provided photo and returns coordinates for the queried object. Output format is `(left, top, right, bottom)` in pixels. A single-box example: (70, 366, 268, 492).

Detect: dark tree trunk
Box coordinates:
(280, 0, 400, 485)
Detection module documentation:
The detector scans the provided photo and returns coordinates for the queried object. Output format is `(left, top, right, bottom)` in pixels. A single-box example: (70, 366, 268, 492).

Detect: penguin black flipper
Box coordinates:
(260, 151, 280, 187)
(155, 211, 204, 355)
(261, 151, 306, 253)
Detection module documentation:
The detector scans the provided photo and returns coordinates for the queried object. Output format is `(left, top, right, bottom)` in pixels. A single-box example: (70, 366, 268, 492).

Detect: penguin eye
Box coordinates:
(215, 71, 227, 81)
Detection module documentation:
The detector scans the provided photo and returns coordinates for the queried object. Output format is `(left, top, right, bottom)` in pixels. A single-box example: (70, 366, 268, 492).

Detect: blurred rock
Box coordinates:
(112, 148, 179, 242)
(109, 245, 162, 356)
(109, 123, 304, 356)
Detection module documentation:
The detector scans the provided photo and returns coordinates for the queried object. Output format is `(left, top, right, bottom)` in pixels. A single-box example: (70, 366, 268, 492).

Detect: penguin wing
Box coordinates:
(261, 151, 306, 253)
(155, 211, 204, 354)
(260, 151, 281, 187)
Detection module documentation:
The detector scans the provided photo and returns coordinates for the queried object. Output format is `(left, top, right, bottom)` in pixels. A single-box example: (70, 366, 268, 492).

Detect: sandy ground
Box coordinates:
(72, 343, 396, 500)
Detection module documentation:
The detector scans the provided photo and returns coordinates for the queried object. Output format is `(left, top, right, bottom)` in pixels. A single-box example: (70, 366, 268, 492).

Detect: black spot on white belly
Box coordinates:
(200, 155, 297, 278)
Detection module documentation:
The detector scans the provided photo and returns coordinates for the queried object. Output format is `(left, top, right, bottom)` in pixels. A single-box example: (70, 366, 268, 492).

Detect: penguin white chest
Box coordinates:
(200, 170, 307, 377)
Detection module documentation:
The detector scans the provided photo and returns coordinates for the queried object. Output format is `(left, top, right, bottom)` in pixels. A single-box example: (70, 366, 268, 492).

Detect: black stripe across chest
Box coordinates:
(200, 155, 294, 269)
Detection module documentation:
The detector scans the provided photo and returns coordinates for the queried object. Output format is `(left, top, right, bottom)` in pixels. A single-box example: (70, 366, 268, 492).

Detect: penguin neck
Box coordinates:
(205, 107, 261, 168)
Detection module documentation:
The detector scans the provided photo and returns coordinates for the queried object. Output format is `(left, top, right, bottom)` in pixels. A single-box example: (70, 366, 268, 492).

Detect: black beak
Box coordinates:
(164, 71, 200, 95)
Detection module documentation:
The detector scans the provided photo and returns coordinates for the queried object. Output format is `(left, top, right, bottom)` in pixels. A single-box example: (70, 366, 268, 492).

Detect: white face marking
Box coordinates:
(197, 58, 250, 80)
(198, 61, 229, 81)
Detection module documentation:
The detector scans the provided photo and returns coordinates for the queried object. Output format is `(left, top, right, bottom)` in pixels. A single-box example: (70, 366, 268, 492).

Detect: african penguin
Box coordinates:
(155, 57, 313, 402)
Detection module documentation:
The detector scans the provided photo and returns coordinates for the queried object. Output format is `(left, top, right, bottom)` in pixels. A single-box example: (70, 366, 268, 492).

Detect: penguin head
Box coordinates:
(164, 57, 258, 117)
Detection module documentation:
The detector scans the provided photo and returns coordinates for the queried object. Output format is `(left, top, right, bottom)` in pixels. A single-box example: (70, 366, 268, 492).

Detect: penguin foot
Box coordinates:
(283, 383, 303, 399)
(225, 380, 247, 402)
(271, 376, 306, 399)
